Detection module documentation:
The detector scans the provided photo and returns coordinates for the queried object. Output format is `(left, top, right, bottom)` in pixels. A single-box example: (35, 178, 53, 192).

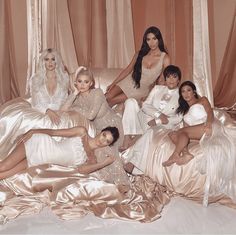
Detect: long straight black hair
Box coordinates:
(132, 26, 168, 88)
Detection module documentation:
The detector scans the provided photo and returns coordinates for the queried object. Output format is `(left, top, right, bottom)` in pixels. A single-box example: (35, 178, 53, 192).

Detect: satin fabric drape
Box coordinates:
(193, 0, 213, 105)
(131, 0, 193, 83)
(0, 0, 23, 104)
(213, 10, 236, 108)
(1, 0, 235, 106)
(0, 165, 170, 225)
(106, 0, 135, 68)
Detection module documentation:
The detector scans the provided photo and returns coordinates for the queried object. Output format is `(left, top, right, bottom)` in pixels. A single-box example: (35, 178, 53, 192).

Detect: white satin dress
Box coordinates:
(25, 134, 87, 167)
(0, 72, 90, 158)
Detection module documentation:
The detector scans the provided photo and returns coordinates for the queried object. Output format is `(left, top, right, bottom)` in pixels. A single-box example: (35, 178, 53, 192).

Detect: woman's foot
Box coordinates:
(162, 152, 179, 167)
(176, 153, 194, 165)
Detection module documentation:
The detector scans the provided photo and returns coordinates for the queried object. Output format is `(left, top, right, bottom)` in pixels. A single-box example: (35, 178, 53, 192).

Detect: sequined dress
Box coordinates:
(64, 88, 124, 146)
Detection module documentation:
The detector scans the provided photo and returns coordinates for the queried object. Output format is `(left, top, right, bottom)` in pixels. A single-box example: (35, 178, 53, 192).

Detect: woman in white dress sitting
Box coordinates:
(122, 81, 236, 207)
(0, 48, 75, 157)
(162, 81, 214, 166)
(0, 126, 119, 179)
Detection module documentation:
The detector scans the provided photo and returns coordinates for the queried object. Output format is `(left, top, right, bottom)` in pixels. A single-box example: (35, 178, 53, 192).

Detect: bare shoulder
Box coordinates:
(199, 96, 210, 105)
(199, 96, 212, 110)
(163, 53, 171, 66)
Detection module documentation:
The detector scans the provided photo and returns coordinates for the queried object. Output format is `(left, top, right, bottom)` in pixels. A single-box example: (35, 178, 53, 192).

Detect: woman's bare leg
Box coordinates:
(0, 143, 26, 172)
(176, 150, 194, 165)
(105, 86, 127, 107)
(0, 159, 27, 179)
(108, 93, 128, 108)
(168, 131, 193, 165)
(163, 124, 205, 167)
(105, 85, 122, 99)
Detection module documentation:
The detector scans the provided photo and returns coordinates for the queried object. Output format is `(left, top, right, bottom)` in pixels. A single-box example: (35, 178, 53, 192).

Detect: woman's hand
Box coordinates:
(46, 109, 61, 125)
(204, 122, 212, 135)
(70, 78, 79, 96)
(106, 83, 115, 94)
(159, 113, 169, 124)
(69, 74, 80, 95)
(148, 119, 156, 127)
(102, 155, 116, 166)
(117, 184, 130, 194)
(71, 81, 80, 96)
(16, 129, 35, 144)
(138, 96, 147, 107)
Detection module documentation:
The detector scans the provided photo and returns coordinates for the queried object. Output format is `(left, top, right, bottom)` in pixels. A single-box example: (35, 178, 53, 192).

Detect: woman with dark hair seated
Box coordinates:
(122, 81, 236, 207)
(0, 126, 119, 179)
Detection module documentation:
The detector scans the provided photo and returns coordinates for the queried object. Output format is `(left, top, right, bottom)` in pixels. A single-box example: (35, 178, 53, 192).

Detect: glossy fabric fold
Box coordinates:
(122, 109, 236, 207)
(0, 98, 90, 158)
(0, 165, 170, 224)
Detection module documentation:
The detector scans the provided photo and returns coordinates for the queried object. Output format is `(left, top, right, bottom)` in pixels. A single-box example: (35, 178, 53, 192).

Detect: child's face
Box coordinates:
(76, 75, 93, 93)
(165, 74, 179, 89)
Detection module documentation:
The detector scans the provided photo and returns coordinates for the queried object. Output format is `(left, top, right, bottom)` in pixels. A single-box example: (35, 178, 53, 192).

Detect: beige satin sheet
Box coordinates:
(142, 109, 236, 206)
(0, 164, 170, 225)
(0, 97, 90, 158)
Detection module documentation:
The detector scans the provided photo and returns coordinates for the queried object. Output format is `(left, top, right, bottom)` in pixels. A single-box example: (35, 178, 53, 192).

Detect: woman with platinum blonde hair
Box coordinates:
(0, 48, 88, 158)
(61, 66, 124, 149)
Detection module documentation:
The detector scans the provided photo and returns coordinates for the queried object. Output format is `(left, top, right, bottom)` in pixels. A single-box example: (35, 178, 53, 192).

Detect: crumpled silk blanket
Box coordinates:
(0, 164, 170, 225)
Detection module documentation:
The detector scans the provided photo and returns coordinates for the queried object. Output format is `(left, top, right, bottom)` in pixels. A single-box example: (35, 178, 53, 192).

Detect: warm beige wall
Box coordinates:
(4, 0, 235, 95)
(9, 0, 28, 96)
(209, 0, 236, 88)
